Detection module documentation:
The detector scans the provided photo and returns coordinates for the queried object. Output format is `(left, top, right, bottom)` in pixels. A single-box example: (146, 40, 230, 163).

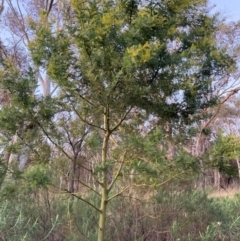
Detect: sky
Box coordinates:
(210, 0, 240, 21)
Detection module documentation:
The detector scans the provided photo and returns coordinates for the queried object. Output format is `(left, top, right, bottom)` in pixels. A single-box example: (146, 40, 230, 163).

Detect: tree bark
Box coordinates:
(98, 108, 110, 241)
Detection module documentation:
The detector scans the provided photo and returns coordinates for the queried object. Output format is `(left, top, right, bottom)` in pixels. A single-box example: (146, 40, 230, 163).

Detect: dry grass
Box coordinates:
(208, 187, 240, 198)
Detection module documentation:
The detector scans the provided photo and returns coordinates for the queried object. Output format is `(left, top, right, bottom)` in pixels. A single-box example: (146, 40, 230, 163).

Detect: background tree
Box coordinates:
(190, 20, 240, 188)
(0, 0, 70, 172)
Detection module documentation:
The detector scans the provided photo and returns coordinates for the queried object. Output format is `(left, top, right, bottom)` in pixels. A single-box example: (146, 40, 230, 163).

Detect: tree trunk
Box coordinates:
(97, 109, 110, 241)
(237, 159, 240, 179)
(214, 169, 220, 190)
(68, 160, 77, 193)
(98, 185, 108, 241)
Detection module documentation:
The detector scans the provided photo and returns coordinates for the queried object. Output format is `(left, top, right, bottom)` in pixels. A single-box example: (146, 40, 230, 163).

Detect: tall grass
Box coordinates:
(1, 185, 240, 241)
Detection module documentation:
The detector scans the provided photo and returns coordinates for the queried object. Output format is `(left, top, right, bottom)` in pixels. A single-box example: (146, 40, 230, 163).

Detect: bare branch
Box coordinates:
(46, 0, 54, 16)
(76, 178, 101, 196)
(201, 86, 240, 131)
(110, 107, 132, 133)
(0, 0, 4, 15)
(50, 85, 58, 96)
(107, 185, 131, 202)
(65, 93, 105, 131)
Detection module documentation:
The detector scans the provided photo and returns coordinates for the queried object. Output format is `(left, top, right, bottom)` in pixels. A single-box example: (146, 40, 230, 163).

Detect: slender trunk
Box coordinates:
(68, 159, 78, 209)
(98, 108, 110, 241)
(39, 73, 51, 97)
(68, 159, 77, 193)
(0, 152, 9, 188)
(8, 133, 19, 164)
(237, 158, 240, 183)
(18, 146, 29, 170)
(195, 132, 208, 189)
(214, 169, 220, 190)
(98, 181, 108, 241)
(165, 121, 174, 160)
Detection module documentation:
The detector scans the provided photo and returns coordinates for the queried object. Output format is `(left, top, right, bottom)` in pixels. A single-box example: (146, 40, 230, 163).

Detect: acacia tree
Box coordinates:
(0, 0, 236, 240)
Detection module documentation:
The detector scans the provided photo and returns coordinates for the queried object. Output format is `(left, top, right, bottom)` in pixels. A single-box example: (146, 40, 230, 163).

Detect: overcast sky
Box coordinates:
(210, 0, 240, 21)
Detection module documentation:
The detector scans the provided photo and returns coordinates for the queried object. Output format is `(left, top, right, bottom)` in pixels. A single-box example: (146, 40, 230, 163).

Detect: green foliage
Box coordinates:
(0, 190, 63, 241)
(85, 130, 102, 153)
(0, 158, 7, 185)
(27, 0, 235, 128)
(117, 129, 169, 185)
(22, 164, 51, 188)
(0, 65, 37, 108)
(0, 189, 100, 241)
(105, 188, 240, 241)
(174, 149, 200, 173)
(1, 178, 240, 241)
(210, 133, 240, 159)
(0, 183, 18, 199)
(36, 96, 56, 121)
(208, 133, 240, 176)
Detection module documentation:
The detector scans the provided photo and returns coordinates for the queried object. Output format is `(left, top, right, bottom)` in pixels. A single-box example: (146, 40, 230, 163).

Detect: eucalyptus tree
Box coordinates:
(206, 96, 240, 187)
(0, 0, 67, 171)
(0, 0, 236, 240)
(194, 20, 240, 157)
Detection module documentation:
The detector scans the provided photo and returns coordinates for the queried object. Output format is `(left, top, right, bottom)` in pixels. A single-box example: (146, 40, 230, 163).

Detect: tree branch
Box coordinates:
(73, 178, 101, 196)
(65, 92, 105, 131)
(107, 185, 131, 202)
(201, 86, 240, 131)
(107, 151, 127, 192)
(63, 189, 101, 213)
(111, 107, 132, 133)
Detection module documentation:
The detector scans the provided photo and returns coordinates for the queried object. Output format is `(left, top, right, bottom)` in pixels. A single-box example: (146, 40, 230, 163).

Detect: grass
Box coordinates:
(208, 187, 240, 198)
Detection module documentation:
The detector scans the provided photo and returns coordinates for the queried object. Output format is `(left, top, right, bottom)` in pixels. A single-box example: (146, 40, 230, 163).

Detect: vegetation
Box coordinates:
(0, 0, 240, 240)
